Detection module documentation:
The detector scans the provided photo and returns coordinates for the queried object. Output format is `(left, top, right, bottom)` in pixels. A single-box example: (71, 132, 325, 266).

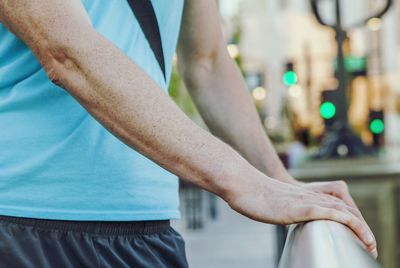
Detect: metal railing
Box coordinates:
(278, 221, 381, 268)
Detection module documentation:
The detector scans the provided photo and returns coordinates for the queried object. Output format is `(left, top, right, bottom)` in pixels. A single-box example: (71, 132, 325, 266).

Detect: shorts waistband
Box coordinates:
(0, 215, 170, 236)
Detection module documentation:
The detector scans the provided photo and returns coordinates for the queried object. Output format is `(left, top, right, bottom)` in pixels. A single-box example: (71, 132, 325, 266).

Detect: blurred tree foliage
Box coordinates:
(168, 66, 198, 119)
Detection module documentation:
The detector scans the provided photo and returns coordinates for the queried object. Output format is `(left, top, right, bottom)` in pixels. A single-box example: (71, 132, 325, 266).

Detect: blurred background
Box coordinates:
(171, 0, 400, 267)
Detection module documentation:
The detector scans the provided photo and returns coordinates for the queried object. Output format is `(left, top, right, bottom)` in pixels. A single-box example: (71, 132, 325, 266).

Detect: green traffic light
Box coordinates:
(283, 71, 298, 86)
(320, 102, 336, 120)
(370, 119, 384, 134)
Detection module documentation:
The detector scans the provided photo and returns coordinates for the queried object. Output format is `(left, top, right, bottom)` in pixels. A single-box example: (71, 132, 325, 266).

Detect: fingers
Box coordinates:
(314, 181, 377, 255)
(317, 196, 377, 254)
(329, 182, 368, 229)
(302, 205, 376, 257)
(331, 183, 377, 254)
(331, 181, 358, 209)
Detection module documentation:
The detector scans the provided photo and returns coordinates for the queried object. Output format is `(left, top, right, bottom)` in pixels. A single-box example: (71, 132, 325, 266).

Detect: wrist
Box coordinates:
(270, 170, 299, 185)
(218, 160, 267, 203)
(255, 157, 298, 185)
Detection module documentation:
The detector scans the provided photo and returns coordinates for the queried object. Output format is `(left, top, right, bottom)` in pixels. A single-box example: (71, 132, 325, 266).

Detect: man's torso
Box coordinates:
(0, 0, 184, 221)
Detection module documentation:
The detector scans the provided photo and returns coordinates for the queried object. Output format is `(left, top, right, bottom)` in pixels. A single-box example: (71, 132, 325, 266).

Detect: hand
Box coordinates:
(226, 176, 377, 258)
(295, 180, 377, 258)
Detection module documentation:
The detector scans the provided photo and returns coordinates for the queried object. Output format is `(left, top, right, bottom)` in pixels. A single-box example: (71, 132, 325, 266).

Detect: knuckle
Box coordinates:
(336, 180, 349, 191)
(306, 206, 318, 218)
(281, 207, 298, 224)
(348, 206, 359, 215)
(350, 217, 363, 230)
(327, 209, 338, 219)
(338, 211, 352, 225)
(333, 202, 344, 211)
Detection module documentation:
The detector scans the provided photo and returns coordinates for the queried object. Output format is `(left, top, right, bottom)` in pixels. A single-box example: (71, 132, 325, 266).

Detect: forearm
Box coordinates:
(35, 29, 272, 201)
(180, 54, 295, 183)
(0, 0, 267, 198)
(0, 0, 277, 207)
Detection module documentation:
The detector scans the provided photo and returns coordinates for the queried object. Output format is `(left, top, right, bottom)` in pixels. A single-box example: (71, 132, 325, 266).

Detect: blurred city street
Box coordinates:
(172, 196, 277, 268)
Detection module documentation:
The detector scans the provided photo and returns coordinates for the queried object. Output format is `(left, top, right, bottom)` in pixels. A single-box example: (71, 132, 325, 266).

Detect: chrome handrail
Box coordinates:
(278, 221, 381, 268)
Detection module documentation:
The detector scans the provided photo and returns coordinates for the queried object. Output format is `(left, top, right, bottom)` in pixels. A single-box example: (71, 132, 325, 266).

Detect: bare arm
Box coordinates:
(176, 0, 377, 256)
(176, 0, 292, 183)
(0, 0, 254, 197)
(0, 0, 376, 255)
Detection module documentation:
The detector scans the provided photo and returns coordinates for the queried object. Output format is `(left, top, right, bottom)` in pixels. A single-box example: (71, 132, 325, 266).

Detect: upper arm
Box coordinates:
(176, 0, 227, 67)
(0, 0, 93, 72)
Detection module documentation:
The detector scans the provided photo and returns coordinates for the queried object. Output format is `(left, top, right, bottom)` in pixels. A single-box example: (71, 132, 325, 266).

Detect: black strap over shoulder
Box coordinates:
(127, 0, 166, 80)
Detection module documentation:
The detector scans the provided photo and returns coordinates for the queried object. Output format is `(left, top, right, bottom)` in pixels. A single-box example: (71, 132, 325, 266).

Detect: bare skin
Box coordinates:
(0, 0, 377, 258)
(177, 0, 376, 257)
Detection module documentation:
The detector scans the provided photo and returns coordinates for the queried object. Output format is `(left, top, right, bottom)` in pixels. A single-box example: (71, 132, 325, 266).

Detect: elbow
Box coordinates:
(44, 51, 77, 89)
(34, 27, 95, 90)
(179, 56, 214, 83)
(37, 40, 77, 88)
(39, 50, 64, 87)
(178, 47, 224, 88)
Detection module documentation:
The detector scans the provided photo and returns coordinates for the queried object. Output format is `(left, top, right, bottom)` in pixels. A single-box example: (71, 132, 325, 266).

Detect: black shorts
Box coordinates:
(0, 215, 188, 268)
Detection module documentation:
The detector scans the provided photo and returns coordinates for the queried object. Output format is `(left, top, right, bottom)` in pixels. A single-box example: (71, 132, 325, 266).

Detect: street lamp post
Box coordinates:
(333, 0, 348, 124)
(310, 0, 392, 158)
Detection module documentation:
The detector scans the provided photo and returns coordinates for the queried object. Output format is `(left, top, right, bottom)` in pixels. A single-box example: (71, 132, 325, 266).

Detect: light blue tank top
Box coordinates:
(0, 0, 184, 220)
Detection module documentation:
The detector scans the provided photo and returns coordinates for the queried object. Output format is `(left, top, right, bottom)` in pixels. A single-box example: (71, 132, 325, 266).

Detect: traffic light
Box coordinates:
(320, 101, 336, 120)
(368, 110, 385, 147)
(370, 119, 384, 134)
(320, 90, 338, 127)
(283, 62, 298, 86)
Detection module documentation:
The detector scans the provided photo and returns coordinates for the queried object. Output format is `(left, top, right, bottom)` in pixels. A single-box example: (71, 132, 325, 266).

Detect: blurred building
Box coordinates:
(219, 0, 400, 153)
